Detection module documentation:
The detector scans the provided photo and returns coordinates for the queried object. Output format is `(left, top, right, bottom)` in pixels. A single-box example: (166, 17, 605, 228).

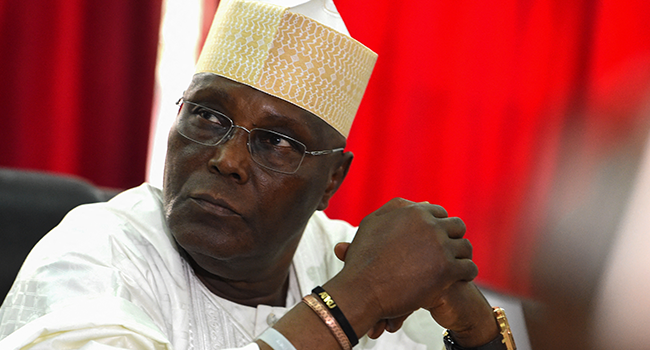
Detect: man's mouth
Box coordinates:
(190, 193, 241, 217)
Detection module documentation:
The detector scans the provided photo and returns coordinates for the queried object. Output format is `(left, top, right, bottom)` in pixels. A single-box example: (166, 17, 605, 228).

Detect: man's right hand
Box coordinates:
(324, 198, 480, 337)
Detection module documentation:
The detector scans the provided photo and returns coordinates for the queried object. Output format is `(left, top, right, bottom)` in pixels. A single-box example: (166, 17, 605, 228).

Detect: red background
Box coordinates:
(0, 0, 162, 189)
(329, 0, 650, 296)
(2, 0, 650, 298)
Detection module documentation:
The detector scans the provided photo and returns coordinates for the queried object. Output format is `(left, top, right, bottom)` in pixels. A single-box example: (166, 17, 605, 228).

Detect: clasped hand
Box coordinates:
(332, 198, 495, 343)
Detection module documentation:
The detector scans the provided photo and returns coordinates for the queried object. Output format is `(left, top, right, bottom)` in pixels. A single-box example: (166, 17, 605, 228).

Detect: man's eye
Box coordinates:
(191, 106, 226, 126)
(194, 108, 222, 124)
(255, 131, 301, 151)
(267, 134, 291, 148)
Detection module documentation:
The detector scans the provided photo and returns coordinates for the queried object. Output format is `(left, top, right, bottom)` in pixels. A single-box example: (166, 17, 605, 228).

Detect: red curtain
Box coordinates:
(328, 0, 650, 296)
(0, 0, 162, 189)
(3, 0, 650, 298)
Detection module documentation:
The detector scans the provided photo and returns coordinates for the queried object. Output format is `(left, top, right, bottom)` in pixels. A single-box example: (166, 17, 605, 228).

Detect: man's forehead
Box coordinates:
(185, 73, 344, 146)
(185, 74, 235, 103)
(186, 74, 308, 119)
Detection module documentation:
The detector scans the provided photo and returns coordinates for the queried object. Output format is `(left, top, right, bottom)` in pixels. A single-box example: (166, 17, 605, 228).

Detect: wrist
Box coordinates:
(311, 286, 359, 347)
(322, 276, 382, 338)
(444, 331, 505, 350)
(448, 323, 500, 348)
(446, 300, 500, 347)
(444, 307, 516, 350)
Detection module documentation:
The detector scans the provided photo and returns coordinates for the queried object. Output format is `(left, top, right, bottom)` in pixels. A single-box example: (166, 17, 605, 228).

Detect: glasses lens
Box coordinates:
(177, 102, 232, 145)
(249, 129, 306, 173)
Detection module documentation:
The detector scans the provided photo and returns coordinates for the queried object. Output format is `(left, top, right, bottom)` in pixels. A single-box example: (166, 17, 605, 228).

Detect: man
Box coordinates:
(0, 0, 515, 349)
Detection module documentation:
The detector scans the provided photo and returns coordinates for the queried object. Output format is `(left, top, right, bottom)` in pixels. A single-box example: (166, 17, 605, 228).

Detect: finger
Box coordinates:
(454, 258, 479, 282)
(385, 313, 411, 333)
(448, 238, 473, 260)
(373, 198, 414, 216)
(368, 320, 387, 339)
(423, 203, 449, 218)
(438, 216, 466, 239)
(373, 199, 449, 220)
(334, 242, 350, 262)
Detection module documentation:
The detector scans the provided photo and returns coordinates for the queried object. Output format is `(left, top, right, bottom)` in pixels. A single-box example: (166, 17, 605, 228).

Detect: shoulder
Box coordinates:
(0, 184, 188, 340)
(31, 184, 172, 258)
(9, 183, 185, 306)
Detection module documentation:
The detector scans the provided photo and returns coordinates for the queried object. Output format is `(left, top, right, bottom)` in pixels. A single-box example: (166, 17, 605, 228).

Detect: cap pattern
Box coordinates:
(195, 0, 377, 138)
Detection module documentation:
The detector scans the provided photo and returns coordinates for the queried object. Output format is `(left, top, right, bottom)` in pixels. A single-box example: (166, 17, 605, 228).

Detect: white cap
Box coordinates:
(195, 0, 377, 137)
(256, 0, 350, 35)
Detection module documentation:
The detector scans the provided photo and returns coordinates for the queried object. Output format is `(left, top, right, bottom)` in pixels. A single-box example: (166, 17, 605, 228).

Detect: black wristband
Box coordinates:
(311, 286, 359, 347)
(443, 331, 508, 350)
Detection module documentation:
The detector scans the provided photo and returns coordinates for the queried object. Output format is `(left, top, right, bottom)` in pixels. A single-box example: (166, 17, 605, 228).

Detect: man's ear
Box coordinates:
(317, 152, 353, 210)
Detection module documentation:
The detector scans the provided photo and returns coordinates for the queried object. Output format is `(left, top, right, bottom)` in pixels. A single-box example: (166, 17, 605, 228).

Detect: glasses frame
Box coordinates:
(175, 98, 344, 174)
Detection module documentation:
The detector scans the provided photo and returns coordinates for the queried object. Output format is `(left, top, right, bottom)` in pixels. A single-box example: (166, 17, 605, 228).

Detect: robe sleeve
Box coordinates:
(0, 296, 171, 349)
(0, 295, 262, 350)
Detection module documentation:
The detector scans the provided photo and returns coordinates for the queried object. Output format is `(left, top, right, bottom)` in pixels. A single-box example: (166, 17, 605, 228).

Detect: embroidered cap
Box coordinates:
(195, 0, 378, 138)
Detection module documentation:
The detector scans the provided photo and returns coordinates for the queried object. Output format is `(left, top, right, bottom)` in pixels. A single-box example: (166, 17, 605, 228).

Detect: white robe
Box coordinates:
(0, 184, 443, 349)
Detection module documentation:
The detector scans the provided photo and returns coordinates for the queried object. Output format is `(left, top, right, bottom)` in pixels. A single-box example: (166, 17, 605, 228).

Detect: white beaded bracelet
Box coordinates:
(257, 327, 297, 350)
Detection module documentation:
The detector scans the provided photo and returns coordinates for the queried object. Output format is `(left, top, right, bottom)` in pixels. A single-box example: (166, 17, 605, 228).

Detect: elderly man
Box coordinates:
(0, 0, 515, 349)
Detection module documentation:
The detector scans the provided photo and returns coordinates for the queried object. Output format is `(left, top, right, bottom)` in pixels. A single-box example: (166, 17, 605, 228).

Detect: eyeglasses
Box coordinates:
(175, 98, 344, 174)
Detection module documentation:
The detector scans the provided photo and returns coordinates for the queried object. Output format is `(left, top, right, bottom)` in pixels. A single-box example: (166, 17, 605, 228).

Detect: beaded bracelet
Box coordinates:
(302, 294, 352, 350)
(311, 286, 359, 347)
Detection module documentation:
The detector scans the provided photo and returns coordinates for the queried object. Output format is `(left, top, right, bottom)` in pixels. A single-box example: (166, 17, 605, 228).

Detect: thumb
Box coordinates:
(334, 242, 350, 262)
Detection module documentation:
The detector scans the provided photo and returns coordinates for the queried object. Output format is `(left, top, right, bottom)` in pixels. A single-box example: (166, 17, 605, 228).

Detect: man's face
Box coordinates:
(163, 73, 348, 279)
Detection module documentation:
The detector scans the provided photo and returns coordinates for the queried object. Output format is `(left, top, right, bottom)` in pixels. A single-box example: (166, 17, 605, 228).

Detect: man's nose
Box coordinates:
(208, 127, 251, 182)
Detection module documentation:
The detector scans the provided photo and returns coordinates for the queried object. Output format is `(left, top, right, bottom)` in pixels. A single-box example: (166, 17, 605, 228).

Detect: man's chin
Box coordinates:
(178, 237, 274, 283)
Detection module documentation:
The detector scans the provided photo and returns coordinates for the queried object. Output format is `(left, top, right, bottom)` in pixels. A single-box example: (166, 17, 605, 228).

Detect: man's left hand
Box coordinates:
(333, 220, 500, 347)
